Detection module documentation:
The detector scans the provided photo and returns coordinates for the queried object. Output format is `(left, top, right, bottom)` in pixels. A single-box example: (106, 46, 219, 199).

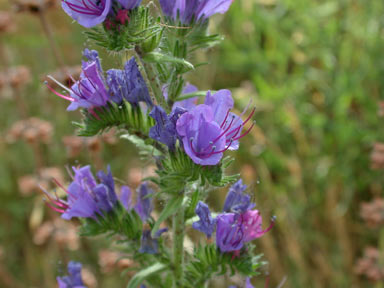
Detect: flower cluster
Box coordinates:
(43, 164, 168, 255)
(48, 0, 273, 286)
(193, 179, 275, 252)
(41, 165, 121, 220)
(46, 49, 151, 112)
(150, 89, 255, 165)
(61, 0, 234, 28)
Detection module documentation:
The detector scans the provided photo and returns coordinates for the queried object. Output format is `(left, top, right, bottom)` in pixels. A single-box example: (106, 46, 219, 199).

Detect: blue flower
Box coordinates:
(223, 179, 255, 213)
(57, 261, 86, 288)
(139, 228, 168, 254)
(61, 0, 112, 28)
(118, 0, 142, 10)
(192, 201, 216, 238)
(216, 211, 275, 252)
(134, 182, 153, 222)
(107, 57, 153, 108)
(149, 105, 186, 150)
(119, 186, 133, 211)
(42, 165, 119, 220)
(159, 0, 234, 24)
(47, 52, 151, 112)
(176, 90, 255, 165)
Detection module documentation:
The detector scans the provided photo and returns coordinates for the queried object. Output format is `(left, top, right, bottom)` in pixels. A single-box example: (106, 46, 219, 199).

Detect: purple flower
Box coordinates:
(149, 105, 186, 150)
(46, 49, 110, 112)
(118, 0, 142, 10)
(57, 261, 86, 288)
(159, 0, 234, 24)
(47, 52, 152, 112)
(107, 57, 152, 108)
(42, 165, 119, 220)
(120, 186, 133, 210)
(176, 90, 255, 165)
(223, 179, 255, 213)
(192, 201, 216, 238)
(216, 210, 274, 252)
(134, 182, 153, 222)
(139, 228, 168, 254)
(61, 0, 112, 28)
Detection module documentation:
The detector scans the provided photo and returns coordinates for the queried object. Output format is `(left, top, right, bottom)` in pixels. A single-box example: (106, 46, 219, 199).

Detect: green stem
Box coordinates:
(134, 46, 168, 110)
(172, 198, 185, 288)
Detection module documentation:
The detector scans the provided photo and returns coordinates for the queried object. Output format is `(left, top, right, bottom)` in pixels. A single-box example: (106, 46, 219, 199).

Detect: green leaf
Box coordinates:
(126, 262, 167, 288)
(184, 244, 265, 287)
(143, 52, 194, 70)
(151, 196, 185, 237)
(73, 100, 154, 137)
(175, 91, 208, 102)
(121, 134, 162, 160)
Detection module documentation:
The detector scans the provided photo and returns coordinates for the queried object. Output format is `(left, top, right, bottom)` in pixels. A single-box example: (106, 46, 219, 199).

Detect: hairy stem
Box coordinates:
(134, 46, 168, 111)
(172, 198, 185, 288)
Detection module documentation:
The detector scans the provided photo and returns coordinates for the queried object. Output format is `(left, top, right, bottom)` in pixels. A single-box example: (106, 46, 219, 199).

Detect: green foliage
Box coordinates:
(79, 204, 142, 241)
(73, 100, 154, 137)
(143, 51, 194, 72)
(151, 149, 239, 194)
(126, 262, 168, 288)
(121, 134, 163, 160)
(184, 244, 265, 287)
(151, 195, 185, 237)
(84, 7, 162, 51)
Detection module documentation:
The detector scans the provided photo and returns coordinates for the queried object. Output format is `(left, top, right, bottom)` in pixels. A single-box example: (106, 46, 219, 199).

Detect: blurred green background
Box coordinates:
(1, 0, 383, 287)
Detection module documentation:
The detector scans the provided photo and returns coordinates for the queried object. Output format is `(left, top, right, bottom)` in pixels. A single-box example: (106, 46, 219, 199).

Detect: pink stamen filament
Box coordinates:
(220, 109, 231, 129)
(225, 107, 256, 138)
(232, 122, 255, 141)
(52, 178, 78, 200)
(212, 115, 236, 144)
(189, 138, 199, 156)
(45, 82, 74, 102)
(213, 140, 233, 154)
(45, 201, 67, 213)
(262, 216, 276, 234)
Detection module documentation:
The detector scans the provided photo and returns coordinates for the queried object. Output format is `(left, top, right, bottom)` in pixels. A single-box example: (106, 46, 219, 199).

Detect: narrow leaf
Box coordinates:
(151, 196, 184, 237)
(143, 52, 194, 70)
(126, 262, 167, 288)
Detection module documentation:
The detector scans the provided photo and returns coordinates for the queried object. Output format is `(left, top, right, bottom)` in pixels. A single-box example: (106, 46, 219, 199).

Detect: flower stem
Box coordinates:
(134, 46, 168, 111)
(172, 198, 185, 288)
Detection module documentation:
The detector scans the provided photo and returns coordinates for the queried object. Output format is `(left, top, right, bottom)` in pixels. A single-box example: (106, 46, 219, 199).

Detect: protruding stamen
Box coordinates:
(220, 109, 231, 129)
(45, 81, 75, 102)
(212, 115, 236, 144)
(52, 178, 77, 200)
(263, 216, 276, 234)
(233, 121, 255, 141)
(213, 139, 233, 154)
(44, 200, 67, 213)
(225, 107, 256, 138)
